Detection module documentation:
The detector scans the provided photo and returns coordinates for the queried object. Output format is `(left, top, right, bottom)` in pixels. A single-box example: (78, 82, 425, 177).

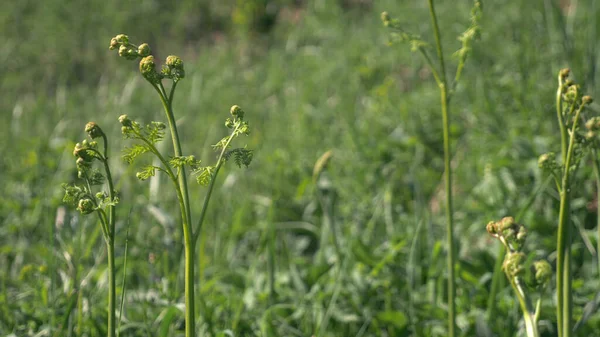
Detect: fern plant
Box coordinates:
(62, 122, 119, 337)
(381, 2, 482, 335)
(486, 217, 552, 337)
(538, 69, 594, 337)
(108, 34, 253, 337)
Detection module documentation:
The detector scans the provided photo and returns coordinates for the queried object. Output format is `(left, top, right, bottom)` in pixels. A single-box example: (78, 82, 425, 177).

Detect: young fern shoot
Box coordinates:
(487, 217, 552, 337)
(109, 34, 253, 337)
(538, 69, 594, 337)
(62, 122, 119, 337)
(382, 2, 482, 336)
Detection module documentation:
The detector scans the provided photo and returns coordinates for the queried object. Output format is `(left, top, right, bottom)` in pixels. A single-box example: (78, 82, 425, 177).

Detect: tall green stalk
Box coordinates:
(381, 2, 481, 335)
(556, 71, 573, 337)
(426, 1, 457, 334)
(593, 150, 600, 275)
(151, 81, 196, 337)
(63, 122, 119, 337)
(540, 69, 594, 337)
(102, 132, 117, 337)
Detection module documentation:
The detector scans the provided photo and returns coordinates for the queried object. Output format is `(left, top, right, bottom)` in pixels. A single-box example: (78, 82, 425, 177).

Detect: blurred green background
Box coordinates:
(2, 0, 600, 336)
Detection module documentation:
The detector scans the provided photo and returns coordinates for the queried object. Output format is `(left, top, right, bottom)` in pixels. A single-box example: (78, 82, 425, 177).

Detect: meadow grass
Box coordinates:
(2, 0, 600, 336)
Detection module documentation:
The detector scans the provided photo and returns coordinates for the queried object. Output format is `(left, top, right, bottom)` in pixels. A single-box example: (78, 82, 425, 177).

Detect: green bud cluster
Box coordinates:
(558, 69, 594, 116)
(486, 216, 527, 250)
(63, 122, 119, 217)
(85, 122, 104, 139)
(538, 152, 559, 174)
(559, 68, 570, 80)
(162, 55, 185, 80)
(555, 70, 597, 162)
(224, 105, 250, 134)
(503, 251, 525, 278)
(73, 138, 99, 164)
(381, 12, 391, 27)
(119, 114, 133, 127)
(585, 117, 600, 140)
(109, 34, 185, 85)
(137, 43, 151, 57)
(564, 84, 581, 104)
(487, 216, 553, 294)
(532, 260, 552, 289)
(139, 55, 162, 84)
(77, 198, 95, 215)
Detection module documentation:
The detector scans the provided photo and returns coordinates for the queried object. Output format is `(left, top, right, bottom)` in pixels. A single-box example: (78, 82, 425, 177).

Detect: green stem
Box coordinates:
(417, 47, 442, 85)
(555, 76, 566, 337)
(152, 82, 195, 337)
(556, 81, 567, 164)
(193, 159, 224, 245)
(135, 134, 187, 211)
(100, 134, 117, 337)
(155, 82, 192, 227)
(557, 99, 585, 337)
(427, 1, 455, 335)
(534, 297, 542, 324)
(117, 209, 132, 337)
(523, 310, 540, 337)
(193, 123, 240, 245)
(593, 149, 600, 275)
(507, 275, 539, 337)
(107, 240, 116, 337)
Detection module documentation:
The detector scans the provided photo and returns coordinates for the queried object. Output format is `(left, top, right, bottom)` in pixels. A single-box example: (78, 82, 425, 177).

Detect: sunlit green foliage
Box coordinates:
(2, 1, 600, 337)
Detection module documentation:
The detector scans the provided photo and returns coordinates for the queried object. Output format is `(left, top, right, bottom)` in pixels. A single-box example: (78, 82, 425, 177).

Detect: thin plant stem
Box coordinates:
(267, 207, 276, 305)
(193, 122, 242, 245)
(151, 82, 195, 337)
(555, 74, 566, 337)
(426, 1, 455, 336)
(100, 132, 117, 337)
(107, 241, 116, 337)
(593, 149, 600, 275)
(155, 82, 192, 227)
(508, 276, 539, 337)
(556, 96, 586, 337)
(117, 208, 132, 337)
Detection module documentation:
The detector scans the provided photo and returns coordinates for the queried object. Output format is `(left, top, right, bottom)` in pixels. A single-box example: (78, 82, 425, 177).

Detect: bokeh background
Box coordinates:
(2, 0, 600, 336)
